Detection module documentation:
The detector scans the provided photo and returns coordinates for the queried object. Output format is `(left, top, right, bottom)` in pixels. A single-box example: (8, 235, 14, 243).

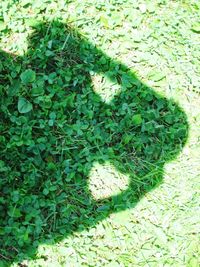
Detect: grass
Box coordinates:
(0, 1, 199, 266)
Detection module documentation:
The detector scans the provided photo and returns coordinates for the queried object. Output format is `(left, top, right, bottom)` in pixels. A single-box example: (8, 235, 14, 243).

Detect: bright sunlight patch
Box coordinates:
(89, 162, 129, 200)
(91, 73, 121, 103)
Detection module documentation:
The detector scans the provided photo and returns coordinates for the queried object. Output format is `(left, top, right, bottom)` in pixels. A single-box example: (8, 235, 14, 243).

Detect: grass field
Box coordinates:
(0, 1, 199, 266)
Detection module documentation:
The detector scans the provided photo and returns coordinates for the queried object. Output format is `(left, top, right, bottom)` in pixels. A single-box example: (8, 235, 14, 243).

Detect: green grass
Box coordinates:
(0, 1, 199, 266)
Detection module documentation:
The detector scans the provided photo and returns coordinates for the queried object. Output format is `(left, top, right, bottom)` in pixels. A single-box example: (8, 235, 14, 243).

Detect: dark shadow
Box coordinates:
(0, 21, 188, 265)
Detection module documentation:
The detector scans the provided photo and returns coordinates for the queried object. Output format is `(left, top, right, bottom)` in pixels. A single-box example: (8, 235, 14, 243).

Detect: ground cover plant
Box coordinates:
(0, 1, 199, 266)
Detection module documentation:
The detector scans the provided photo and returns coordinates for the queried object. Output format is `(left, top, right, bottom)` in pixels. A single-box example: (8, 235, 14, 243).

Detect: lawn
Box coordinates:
(0, 1, 199, 266)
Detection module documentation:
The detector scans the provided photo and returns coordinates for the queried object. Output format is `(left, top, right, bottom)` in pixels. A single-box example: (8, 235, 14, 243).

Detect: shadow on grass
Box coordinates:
(0, 21, 188, 265)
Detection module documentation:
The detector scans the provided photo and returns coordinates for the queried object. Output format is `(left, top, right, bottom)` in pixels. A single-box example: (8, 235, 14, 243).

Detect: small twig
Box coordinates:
(0, 253, 11, 260)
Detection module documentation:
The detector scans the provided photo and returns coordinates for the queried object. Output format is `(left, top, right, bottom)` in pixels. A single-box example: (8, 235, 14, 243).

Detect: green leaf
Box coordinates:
(8, 207, 22, 218)
(43, 188, 49, 195)
(20, 69, 36, 84)
(148, 70, 165, 82)
(122, 134, 133, 144)
(64, 93, 76, 108)
(31, 86, 44, 96)
(0, 21, 6, 31)
(18, 97, 33, 113)
(132, 114, 142, 125)
(100, 15, 109, 28)
(191, 22, 200, 33)
(8, 80, 21, 96)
